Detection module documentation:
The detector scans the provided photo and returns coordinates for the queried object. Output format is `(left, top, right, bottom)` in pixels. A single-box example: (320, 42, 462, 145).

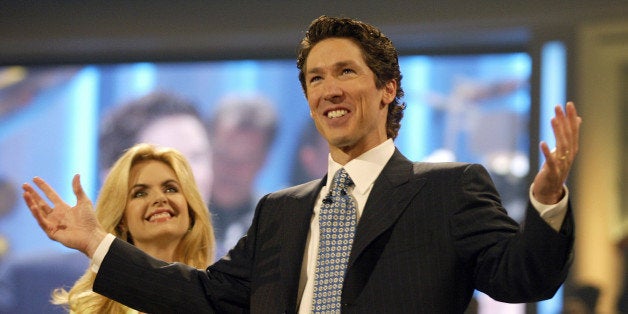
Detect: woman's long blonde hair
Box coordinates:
(52, 143, 215, 313)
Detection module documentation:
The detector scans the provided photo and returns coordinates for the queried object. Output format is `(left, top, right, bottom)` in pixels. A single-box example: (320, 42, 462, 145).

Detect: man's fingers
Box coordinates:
(22, 182, 50, 213)
(32, 176, 65, 205)
(565, 102, 582, 156)
(551, 102, 582, 164)
(541, 142, 558, 169)
(22, 186, 39, 215)
(72, 174, 88, 203)
(552, 105, 570, 158)
(23, 188, 52, 233)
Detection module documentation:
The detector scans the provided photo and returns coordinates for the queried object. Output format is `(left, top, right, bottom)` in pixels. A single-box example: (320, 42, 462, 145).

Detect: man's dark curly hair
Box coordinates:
(297, 15, 405, 139)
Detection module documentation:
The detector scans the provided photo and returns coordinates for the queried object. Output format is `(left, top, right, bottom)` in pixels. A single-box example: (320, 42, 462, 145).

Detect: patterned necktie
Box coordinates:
(312, 168, 357, 313)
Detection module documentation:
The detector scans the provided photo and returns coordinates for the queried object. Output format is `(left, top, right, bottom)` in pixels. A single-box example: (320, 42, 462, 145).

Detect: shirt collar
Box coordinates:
(326, 139, 395, 195)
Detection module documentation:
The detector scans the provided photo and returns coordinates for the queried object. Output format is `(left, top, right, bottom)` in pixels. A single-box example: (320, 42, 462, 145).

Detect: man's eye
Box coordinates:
(342, 68, 355, 75)
(309, 76, 322, 83)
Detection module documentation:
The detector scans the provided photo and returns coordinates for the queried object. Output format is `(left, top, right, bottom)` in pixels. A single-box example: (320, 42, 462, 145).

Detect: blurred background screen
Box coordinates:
(0, 51, 565, 312)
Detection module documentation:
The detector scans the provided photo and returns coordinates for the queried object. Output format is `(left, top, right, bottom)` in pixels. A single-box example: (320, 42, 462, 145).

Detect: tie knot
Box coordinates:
(332, 168, 353, 191)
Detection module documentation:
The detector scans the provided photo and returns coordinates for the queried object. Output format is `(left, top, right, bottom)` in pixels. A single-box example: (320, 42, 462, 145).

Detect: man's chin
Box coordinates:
(327, 135, 355, 148)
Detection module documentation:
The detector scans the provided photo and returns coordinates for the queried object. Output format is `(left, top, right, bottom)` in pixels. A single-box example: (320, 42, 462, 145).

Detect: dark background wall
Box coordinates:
(1, 1, 627, 64)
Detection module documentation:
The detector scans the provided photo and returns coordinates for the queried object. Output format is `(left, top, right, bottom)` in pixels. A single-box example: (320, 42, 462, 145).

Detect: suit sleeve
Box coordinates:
(92, 196, 272, 313)
(93, 239, 215, 313)
(451, 164, 574, 303)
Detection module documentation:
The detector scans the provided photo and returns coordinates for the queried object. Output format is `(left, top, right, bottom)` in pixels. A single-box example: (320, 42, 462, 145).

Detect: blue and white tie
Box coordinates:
(312, 168, 356, 313)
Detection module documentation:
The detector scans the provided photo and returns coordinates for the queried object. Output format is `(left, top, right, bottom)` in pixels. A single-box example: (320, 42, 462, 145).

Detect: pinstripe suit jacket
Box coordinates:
(94, 149, 573, 313)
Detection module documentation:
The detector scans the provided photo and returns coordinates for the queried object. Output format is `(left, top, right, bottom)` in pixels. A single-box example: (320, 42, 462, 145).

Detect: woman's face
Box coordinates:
(138, 114, 213, 203)
(123, 160, 191, 250)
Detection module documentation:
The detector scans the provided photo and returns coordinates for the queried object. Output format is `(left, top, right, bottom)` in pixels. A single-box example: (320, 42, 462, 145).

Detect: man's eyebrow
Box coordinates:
(334, 61, 354, 68)
(306, 61, 356, 75)
(306, 67, 322, 75)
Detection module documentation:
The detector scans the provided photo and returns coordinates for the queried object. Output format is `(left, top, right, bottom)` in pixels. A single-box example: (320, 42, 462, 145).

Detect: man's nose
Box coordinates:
(322, 79, 343, 102)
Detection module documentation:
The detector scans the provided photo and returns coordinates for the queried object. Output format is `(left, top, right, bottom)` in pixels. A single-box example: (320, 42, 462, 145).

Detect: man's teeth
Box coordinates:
(327, 109, 348, 118)
(148, 212, 172, 222)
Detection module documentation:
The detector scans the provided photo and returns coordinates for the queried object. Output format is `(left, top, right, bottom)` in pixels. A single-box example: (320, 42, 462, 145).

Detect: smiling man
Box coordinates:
(23, 16, 581, 313)
(304, 37, 395, 164)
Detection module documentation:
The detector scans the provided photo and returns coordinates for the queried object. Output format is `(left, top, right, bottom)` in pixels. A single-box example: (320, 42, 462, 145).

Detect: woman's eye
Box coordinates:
(165, 186, 179, 193)
(132, 191, 146, 198)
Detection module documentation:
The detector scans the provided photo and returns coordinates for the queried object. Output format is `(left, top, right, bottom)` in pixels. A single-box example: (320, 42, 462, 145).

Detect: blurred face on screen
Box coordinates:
(300, 134, 329, 180)
(138, 114, 213, 202)
(211, 123, 267, 210)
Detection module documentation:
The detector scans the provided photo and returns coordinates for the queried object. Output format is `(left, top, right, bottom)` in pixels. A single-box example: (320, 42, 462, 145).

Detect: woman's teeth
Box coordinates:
(148, 212, 172, 222)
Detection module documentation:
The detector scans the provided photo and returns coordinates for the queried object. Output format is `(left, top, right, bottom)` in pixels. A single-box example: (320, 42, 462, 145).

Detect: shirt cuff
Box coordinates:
(529, 183, 569, 232)
(89, 233, 116, 273)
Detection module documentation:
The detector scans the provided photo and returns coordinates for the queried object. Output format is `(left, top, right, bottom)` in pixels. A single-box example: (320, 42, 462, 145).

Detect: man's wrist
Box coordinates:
(532, 186, 566, 205)
(90, 233, 116, 273)
(85, 229, 108, 258)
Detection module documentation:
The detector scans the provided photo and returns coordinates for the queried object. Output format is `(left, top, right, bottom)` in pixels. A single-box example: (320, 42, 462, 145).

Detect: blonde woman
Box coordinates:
(52, 143, 214, 313)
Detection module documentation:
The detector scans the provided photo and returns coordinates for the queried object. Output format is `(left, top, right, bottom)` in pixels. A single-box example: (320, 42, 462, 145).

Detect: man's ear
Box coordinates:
(381, 79, 397, 108)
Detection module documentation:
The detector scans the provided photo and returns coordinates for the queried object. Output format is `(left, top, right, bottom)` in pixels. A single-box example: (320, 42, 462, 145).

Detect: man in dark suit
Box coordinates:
(23, 15, 581, 313)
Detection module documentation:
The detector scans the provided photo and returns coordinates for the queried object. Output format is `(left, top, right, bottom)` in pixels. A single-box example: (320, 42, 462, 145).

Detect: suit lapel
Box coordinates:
(276, 151, 426, 308)
(279, 178, 326, 311)
(349, 150, 426, 267)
